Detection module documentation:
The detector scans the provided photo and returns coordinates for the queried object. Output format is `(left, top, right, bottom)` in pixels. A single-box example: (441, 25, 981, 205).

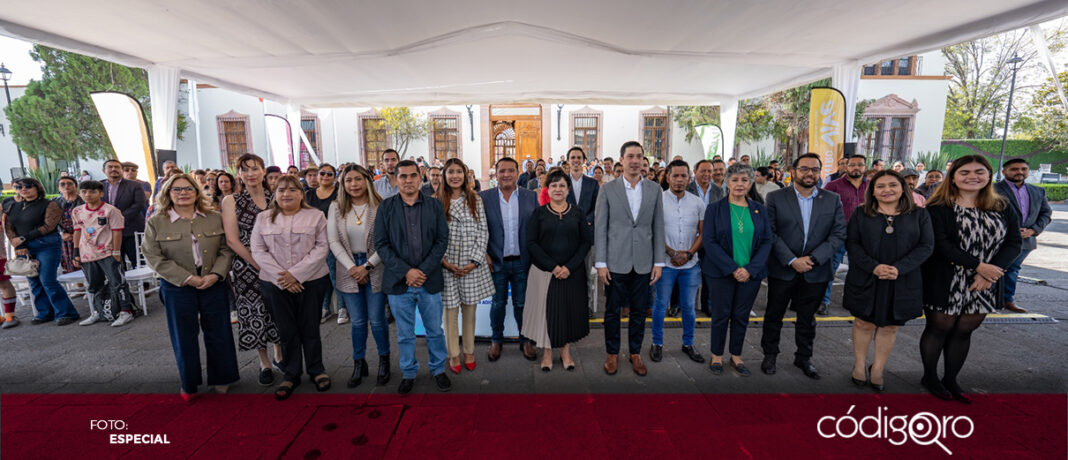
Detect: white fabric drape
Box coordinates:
(720, 100, 738, 159)
(147, 65, 180, 151)
(832, 63, 861, 143)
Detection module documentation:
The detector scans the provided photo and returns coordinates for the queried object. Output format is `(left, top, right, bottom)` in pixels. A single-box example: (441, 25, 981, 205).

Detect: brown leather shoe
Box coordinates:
(487, 343, 502, 362)
(1004, 302, 1028, 313)
(630, 354, 648, 376)
(521, 341, 537, 361)
(604, 354, 618, 375)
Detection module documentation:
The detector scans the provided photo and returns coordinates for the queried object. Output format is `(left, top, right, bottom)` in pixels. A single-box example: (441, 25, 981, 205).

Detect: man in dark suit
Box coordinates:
(480, 157, 539, 362)
(419, 166, 442, 197)
(101, 159, 148, 269)
(565, 146, 600, 227)
(996, 158, 1053, 313)
(373, 160, 451, 394)
(760, 153, 846, 379)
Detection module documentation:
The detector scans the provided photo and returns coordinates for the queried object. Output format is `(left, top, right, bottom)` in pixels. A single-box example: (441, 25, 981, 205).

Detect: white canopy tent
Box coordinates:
(2, 0, 1067, 157)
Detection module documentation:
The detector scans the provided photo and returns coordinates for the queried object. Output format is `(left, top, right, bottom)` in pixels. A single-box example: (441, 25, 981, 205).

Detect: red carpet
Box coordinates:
(2, 393, 1064, 459)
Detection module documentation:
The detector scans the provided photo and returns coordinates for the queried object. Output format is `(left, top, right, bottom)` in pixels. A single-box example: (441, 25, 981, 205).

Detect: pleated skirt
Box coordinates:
(521, 266, 589, 349)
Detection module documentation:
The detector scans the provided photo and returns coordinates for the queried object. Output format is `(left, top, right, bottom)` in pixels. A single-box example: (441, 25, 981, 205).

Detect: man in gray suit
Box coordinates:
(760, 153, 846, 379)
(996, 158, 1053, 313)
(595, 141, 665, 377)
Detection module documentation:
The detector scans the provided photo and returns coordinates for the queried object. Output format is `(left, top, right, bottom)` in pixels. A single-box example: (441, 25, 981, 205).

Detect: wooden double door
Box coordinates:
(490, 105, 543, 163)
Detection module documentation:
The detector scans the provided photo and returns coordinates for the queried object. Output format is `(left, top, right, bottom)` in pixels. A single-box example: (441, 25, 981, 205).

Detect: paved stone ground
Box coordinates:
(1, 205, 1065, 397)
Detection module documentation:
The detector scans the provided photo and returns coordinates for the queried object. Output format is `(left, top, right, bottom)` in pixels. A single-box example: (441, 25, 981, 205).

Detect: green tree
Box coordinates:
(4, 45, 186, 163)
(1016, 70, 1068, 150)
(379, 107, 428, 159)
(670, 106, 720, 143)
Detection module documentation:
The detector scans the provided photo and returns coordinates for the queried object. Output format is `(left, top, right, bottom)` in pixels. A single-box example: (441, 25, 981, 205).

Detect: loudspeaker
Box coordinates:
(843, 142, 856, 157)
(155, 149, 176, 172)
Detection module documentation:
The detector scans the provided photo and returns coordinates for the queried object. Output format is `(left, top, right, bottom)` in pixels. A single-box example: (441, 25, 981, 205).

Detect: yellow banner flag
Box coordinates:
(808, 87, 846, 180)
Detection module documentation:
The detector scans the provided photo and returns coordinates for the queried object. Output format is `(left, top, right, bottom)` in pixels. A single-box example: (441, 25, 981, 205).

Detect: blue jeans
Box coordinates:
(160, 279, 239, 394)
(1002, 248, 1033, 303)
(339, 253, 389, 360)
(25, 232, 78, 321)
(322, 251, 347, 312)
(822, 245, 847, 305)
(388, 286, 447, 379)
(489, 258, 528, 343)
(652, 265, 701, 347)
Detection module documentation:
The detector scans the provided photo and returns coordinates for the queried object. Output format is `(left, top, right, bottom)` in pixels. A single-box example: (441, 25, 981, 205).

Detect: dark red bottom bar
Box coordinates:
(1, 393, 1064, 459)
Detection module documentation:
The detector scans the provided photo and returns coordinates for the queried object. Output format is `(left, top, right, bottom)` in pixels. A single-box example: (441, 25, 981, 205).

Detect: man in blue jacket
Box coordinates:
(374, 160, 452, 394)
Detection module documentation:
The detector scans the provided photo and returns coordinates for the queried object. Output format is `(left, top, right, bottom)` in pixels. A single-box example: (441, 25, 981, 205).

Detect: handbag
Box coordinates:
(6, 256, 40, 277)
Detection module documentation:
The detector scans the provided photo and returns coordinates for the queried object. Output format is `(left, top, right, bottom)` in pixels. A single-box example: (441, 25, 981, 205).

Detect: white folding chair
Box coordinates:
(57, 269, 92, 307)
(124, 232, 159, 315)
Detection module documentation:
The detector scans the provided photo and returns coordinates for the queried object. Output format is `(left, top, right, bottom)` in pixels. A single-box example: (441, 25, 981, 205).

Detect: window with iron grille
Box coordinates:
(573, 116, 598, 158)
(217, 111, 252, 168)
(362, 118, 387, 168)
(430, 116, 459, 163)
(889, 117, 910, 161)
(642, 115, 668, 160)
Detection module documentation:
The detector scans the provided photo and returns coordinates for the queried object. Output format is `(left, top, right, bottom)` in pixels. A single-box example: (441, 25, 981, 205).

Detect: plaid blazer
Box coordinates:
(441, 195, 495, 308)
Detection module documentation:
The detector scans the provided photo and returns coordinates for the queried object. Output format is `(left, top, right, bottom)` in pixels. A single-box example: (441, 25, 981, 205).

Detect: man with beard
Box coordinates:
(101, 159, 147, 269)
(374, 149, 401, 199)
(821, 154, 869, 315)
(761, 153, 846, 378)
(420, 166, 443, 196)
(995, 158, 1052, 313)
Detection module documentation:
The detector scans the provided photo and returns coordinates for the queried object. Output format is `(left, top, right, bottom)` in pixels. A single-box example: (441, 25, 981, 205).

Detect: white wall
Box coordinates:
(856, 50, 950, 158)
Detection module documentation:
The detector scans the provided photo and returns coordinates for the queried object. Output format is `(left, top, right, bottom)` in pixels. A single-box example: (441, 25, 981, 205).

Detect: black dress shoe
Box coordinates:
(377, 354, 391, 386)
(649, 345, 663, 362)
(850, 367, 868, 387)
(921, 377, 953, 401)
(761, 355, 777, 375)
(258, 368, 275, 386)
(681, 346, 705, 363)
(942, 378, 971, 404)
(434, 373, 452, 392)
(347, 359, 369, 388)
(730, 360, 751, 377)
(817, 303, 830, 316)
(56, 317, 77, 326)
(794, 360, 821, 380)
(31, 318, 52, 325)
(867, 365, 884, 392)
(709, 362, 724, 375)
(398, 378, 415, 394)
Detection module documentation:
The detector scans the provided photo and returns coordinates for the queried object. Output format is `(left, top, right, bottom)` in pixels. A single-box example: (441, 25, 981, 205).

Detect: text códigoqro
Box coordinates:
(817, 405, 974, 455)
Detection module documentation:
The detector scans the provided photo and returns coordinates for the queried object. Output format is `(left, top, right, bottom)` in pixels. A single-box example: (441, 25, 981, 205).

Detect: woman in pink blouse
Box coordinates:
(251, 175, 332, 400)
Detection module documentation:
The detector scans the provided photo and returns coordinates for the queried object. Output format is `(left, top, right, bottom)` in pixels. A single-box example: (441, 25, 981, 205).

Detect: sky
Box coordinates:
(1, 19, 1066, 89)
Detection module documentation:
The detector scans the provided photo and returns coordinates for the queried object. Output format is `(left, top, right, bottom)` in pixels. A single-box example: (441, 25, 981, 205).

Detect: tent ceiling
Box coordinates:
(1, 0, 1066, 107)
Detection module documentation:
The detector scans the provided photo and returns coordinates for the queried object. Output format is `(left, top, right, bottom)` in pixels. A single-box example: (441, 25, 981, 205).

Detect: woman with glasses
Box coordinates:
(141, 174, 239, 400)
(304, 163, 346, 324)
(4, 178, 80, 325)
(54, 176, 84, 273)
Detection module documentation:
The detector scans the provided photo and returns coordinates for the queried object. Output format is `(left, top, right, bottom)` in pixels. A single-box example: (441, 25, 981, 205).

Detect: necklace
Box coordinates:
(730, 203, 747, 233)
(883, 214, 895, 234)
(354, 204, 367, 225)
(549, 203, 571, 220)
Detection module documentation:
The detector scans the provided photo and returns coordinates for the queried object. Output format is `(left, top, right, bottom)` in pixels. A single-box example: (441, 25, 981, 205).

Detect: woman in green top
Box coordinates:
(700, 163, 773, 376)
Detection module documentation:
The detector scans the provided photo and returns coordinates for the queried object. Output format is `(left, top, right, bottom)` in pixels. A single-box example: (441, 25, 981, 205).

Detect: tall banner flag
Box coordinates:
(90, 92, 156, 185)
(808, 87, 846, 179)
(695, 124, 724, 160)
(265, 114, 294, 167)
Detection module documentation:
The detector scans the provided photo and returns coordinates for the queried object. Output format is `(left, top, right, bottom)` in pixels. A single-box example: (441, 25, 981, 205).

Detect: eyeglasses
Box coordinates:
(171, 186, 197, 193)
(796, 167, 821, 175)
(13, 184, 24, 190)
(319, 171, 335, 177)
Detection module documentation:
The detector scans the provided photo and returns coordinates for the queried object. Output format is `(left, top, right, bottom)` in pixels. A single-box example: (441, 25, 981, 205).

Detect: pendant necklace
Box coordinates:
(731, 204, 746, 233)
(354, 204, 367, 225)
(883, 214, 895, 234)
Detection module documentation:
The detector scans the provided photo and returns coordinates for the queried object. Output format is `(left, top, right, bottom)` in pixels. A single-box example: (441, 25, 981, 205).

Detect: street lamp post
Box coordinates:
(996, 54, 1024, 180)
(0, 62, 27, 177)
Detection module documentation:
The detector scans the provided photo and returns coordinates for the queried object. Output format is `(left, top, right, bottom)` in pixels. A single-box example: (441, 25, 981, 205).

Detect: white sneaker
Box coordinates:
(110, 311, 134, 327)
(79, 312, 100, 326)
(337, 308, 350, 325)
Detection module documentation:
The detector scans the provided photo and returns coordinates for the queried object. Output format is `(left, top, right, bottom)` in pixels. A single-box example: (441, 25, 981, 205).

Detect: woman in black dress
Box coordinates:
(304, 163, 345, 324)
(844, 170, 933, 392)
(522, 169, 593, 372)
(920, 155, 1021, 403)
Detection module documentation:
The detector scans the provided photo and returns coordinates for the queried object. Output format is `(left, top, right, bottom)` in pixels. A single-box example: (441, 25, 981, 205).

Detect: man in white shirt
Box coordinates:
(650, 160, 705, 364)
(686, 159, 725, 207)
(374, 149, 401, 199)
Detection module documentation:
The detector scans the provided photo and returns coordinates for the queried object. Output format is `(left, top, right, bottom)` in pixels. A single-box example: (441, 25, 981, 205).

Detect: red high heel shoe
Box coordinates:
(449, 357, 462, 374)
(464, 354, 476, 371)
(180, 390, 196, 402)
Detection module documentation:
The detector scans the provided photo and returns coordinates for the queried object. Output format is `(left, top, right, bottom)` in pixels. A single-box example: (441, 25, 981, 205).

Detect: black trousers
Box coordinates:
(761, 276, 826, 360)
(120, 235, 138, 270)
(261, 276, 330, 383)
(604, 270, 650, 355)
(82, 256, 134, 320)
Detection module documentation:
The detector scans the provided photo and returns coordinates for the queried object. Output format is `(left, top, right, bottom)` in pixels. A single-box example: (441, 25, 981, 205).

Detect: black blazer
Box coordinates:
(764, 186, 846, 283)
(480, 187, 538, 271)
(102, 178, 147, 236)
(921, 203, 1022, 310)
(566, 174, 600, 228)
(700, 198, 773, 280)
(372, 192, 450, 295)
(843, 208, 934, 321)
(995, 180, 1052, 251)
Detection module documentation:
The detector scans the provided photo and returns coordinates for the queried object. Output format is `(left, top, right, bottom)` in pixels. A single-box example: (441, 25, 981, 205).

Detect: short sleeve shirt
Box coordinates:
(71, 202, 125, 262)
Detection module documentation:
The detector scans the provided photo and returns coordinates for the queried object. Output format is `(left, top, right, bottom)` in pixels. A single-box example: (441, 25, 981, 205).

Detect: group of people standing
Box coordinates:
(3, 138, 1047, 404)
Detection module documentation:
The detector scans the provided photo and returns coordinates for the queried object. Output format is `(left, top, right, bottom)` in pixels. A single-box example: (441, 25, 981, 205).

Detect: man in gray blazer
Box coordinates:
(760, 153, 846, 379)
(595, 141, 665, 377)
(996, 158, 1053, 313)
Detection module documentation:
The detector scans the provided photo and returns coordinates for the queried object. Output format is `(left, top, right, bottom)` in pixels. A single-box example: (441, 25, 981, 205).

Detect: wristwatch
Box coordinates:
(364, 262, 375, 270)
(469, 259, 481, 268)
